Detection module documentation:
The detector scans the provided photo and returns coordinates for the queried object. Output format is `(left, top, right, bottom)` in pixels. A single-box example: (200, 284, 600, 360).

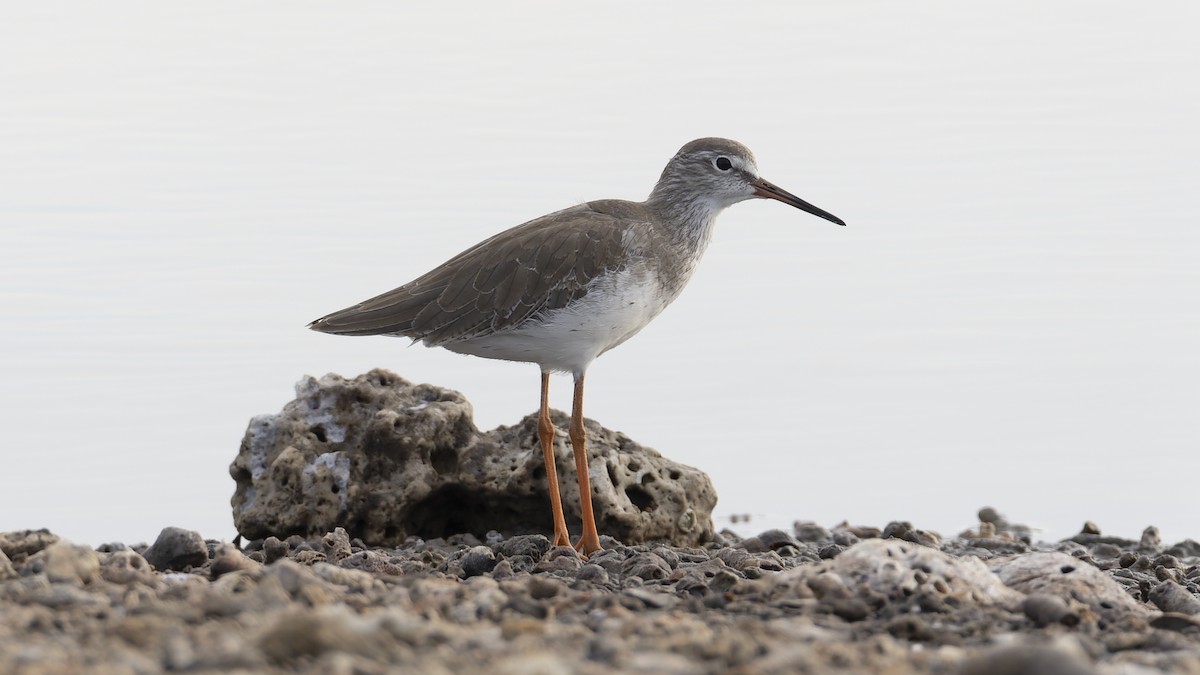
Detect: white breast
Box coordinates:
(442, 267, 674, 375)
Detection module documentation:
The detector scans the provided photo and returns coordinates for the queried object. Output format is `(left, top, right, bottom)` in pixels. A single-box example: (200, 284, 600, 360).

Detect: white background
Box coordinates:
(2, 2, 1197, 545)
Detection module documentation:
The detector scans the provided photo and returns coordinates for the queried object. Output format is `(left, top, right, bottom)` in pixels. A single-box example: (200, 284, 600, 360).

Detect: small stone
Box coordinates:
(528, 576, 562, 599)
(831, 530, 860, 547)
(830, 598, 870, 622)
(1148, 580, 1200, 616)
(490, 559, 515, 578)
(650, 546, 680, 569)
(960, 644, 1097, 675)
(1080, 521, 1101, 535)
(262, 537, 289, 564)
(1118, 552, 1138, 568)
(1023, 593, 1080, 627)
(901, 528, 941, 548)
(708, 569, 740, 593)
(807, 573, 850, 599)
(1167, 539, 1200, 558)
(458, 546, 498, 578)
(754, 529, 801, 552)
(0, 529, 60, 562)
(100, 550, 156, 586)
(534, 554, 582, 575)
(257, 607, 380, 663)
(1153, 554, 1180, 569)
(818, 545, 843, 560)
(496, 535, 552, 561)
(210, 543, 261, 579)
(978, 507, 1004, 525)
(143, 527, 208, 572)
(793, 521, 831, 543)
(576, 563, 608, 584)
(882, 521, 912, 539)
(36, 542, 100, 585)
(320, 528, 352, 561)
(622, 552, 671, 581)
(623, 587, 674, 609)
(1150, 612, 1200, 632)
(1139, 526, 1162, 552)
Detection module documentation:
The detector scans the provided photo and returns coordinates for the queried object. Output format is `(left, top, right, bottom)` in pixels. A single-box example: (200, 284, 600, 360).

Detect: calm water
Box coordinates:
(3, 3, 1198, 546)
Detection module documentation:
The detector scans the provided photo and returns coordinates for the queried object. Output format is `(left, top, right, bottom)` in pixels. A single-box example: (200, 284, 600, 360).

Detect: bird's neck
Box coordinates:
(643, 193, 723, 257)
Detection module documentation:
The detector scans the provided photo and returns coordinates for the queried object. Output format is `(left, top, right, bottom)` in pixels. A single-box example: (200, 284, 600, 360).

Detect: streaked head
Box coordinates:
(647, 137, 845, 226)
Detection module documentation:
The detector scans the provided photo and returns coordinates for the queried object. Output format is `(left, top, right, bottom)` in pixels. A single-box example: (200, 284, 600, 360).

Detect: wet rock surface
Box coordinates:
(230, 370, 716, 547)
(3, 512, 1199, 673)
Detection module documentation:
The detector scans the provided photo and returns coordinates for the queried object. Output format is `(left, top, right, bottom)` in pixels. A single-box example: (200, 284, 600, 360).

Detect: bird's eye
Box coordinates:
(714, 157, 732, 171)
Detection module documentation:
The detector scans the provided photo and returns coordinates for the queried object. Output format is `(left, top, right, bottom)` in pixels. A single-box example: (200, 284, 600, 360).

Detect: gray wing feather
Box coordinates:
(308, 202, 641, 344)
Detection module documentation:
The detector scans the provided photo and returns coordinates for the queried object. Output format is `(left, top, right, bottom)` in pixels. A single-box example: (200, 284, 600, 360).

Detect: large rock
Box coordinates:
(230, 370, 716, 547)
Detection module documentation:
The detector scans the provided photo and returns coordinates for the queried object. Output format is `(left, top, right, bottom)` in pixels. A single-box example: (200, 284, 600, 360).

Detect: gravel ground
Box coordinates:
(2, 510, 1199, 674)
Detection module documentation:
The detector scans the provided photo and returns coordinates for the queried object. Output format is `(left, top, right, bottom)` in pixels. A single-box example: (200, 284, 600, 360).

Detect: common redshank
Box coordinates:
(309, 138, 845, 554)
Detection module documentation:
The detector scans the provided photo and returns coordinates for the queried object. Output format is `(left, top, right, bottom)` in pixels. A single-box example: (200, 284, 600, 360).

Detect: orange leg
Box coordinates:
(538, 371, 571, 548)
(570, 372, 603, 554)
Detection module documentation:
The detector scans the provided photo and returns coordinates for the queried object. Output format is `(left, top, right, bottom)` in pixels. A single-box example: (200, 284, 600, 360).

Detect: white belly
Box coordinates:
(441, 268, 673, 375)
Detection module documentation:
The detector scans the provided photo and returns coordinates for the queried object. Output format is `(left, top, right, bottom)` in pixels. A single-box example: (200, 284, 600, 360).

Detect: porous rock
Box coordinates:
(991, 551, 1146, 622)
(29, 541, 100, 585)
(761, 539, 1024, 609)
(0, 529, 60, 563)
(230, 370, 716, 547)
(100, 549, 157, 586)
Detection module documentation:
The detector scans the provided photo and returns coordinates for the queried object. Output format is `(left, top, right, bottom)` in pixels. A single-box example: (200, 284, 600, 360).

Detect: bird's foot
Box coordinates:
(574, 533, 602, 556)
(552, 530, 572, 548)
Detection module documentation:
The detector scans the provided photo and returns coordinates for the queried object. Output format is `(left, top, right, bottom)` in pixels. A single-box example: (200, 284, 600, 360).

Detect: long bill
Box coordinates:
(752, 177, 846, 226)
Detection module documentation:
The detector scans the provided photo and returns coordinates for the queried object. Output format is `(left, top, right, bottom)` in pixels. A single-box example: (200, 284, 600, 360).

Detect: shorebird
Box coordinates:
(309, 138, 845, 554)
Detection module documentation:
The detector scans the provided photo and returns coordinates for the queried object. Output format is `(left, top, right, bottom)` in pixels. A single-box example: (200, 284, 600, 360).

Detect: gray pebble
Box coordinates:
(142, 527, 208, 572)
(622, 552, 671, 581)
(576, 563, 608, 584)
(1023, 593, 1080, 627)
(793, 521, 831, 542)
(457, 546, 497, 578)
(1139, 526, 1162, 551)
(1154, 554, 1180, 569)
(1148, 580, 1200, 615)
(959, 644, 1098, 675)
(495, 534, 551, 561)
(818, 545, 844, 559)
(262, 537, 289, 564)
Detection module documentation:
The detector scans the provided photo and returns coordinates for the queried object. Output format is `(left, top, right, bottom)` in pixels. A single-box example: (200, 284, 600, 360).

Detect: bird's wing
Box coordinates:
(308, 201, 644, 344)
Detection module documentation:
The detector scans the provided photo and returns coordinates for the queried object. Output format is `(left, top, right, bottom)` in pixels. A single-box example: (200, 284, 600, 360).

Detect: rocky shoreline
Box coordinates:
(6, 373, 1197, 673)
(3, 512, 1199, 674)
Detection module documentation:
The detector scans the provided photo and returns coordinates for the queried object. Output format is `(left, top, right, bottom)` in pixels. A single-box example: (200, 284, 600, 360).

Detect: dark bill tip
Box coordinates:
(752, 177, 846, 226)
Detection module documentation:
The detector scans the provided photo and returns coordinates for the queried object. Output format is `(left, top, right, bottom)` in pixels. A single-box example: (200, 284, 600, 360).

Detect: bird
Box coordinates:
(309, 137, 845, 554)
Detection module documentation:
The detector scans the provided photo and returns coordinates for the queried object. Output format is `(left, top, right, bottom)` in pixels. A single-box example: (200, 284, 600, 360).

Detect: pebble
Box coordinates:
(142, 527, 208, 572)
(100, 550, 157, 586)
(320, 527, 352, 561)
(1139, 526, 1162, 552)
(456, 546, 497, 578)
(34, 542, 100, 586)
(1023, 593, 1080, 627)
(1148, 579, 1200, 615)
